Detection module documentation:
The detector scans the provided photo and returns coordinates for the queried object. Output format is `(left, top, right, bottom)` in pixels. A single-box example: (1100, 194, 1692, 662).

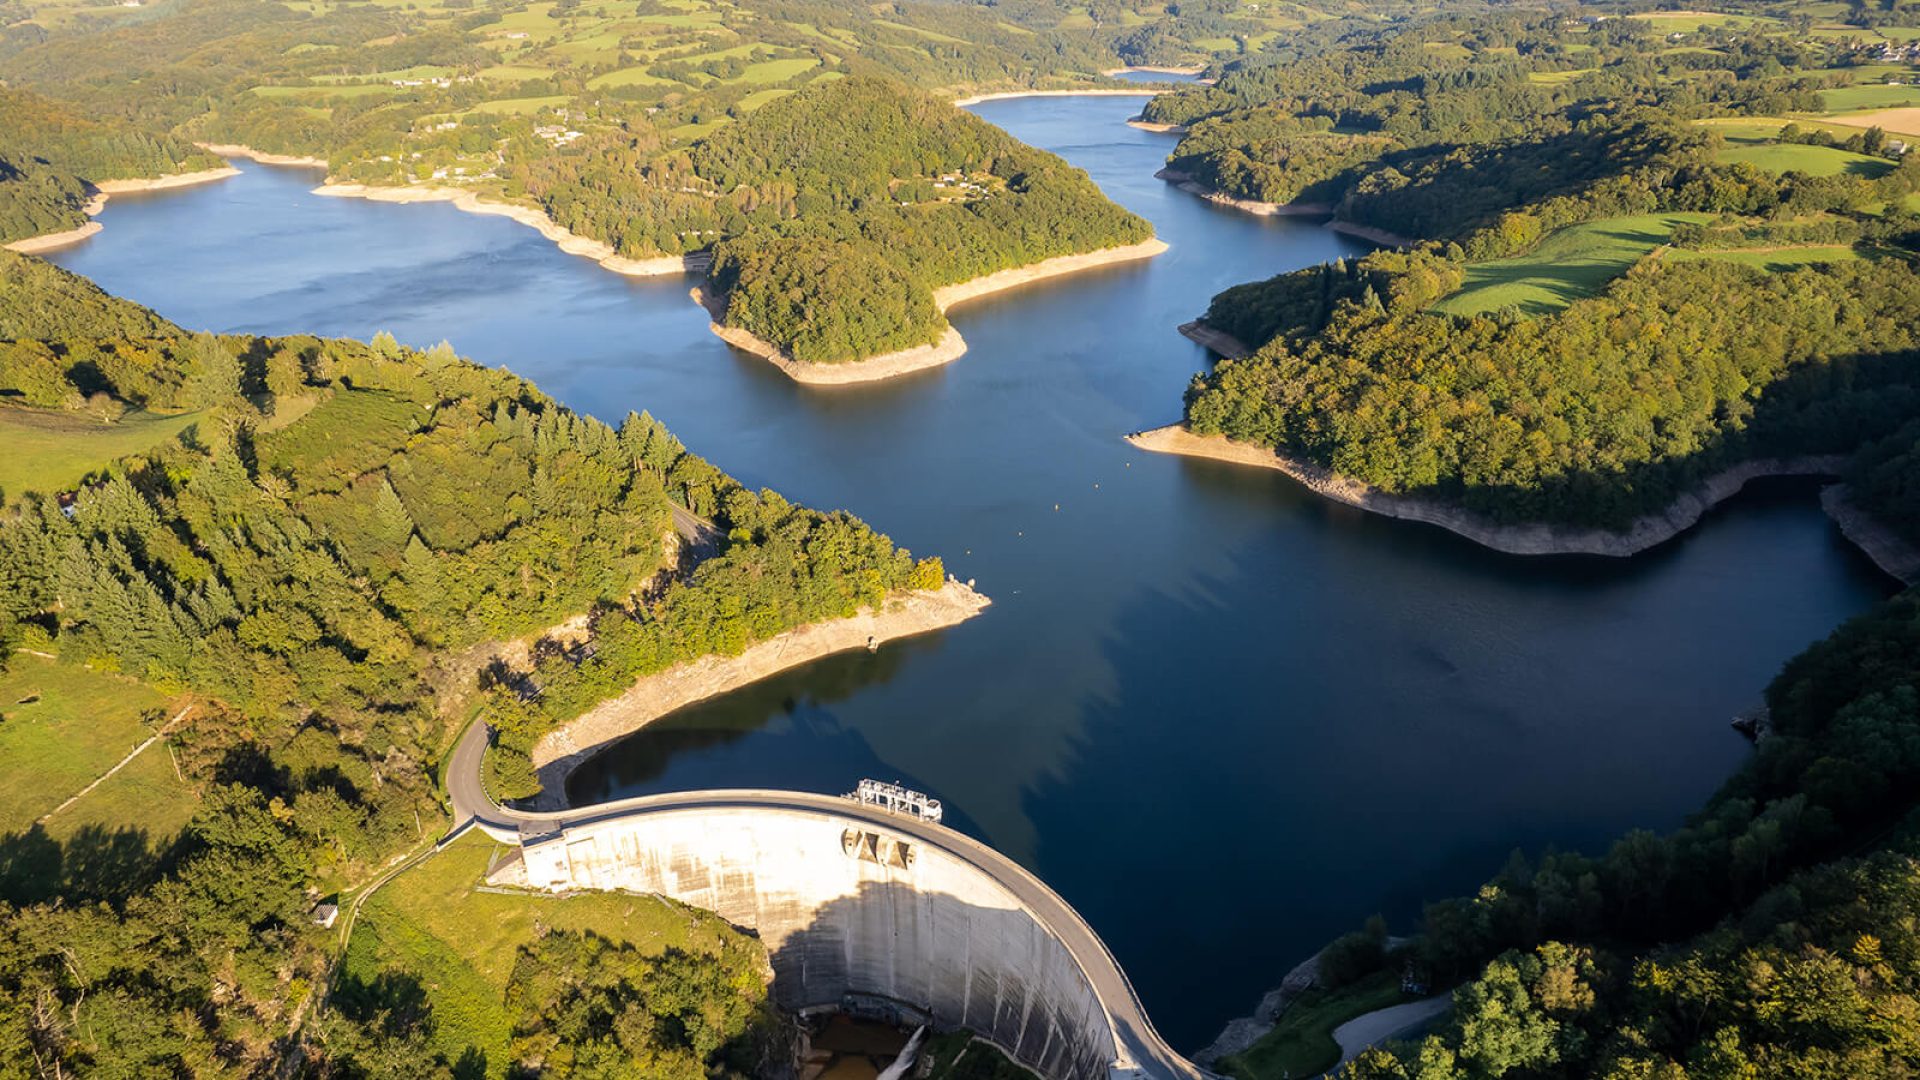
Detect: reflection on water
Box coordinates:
(48, 94, 1898, 1050)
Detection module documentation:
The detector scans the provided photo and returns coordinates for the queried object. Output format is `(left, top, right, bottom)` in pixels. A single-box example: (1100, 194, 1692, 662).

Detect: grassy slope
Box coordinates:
(1819, 83, 1920, 112)
(343, 833, 757, 1077)
(0, 405, 202, 500)
(1431, 213, 1710, 317)
(1219, 971, 1409, 1080)
(1718, 142, 1895, 178)
(0, 654, 189, 834)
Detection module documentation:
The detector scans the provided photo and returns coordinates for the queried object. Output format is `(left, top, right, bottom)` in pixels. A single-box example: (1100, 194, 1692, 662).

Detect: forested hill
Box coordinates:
(687, 76, 1153, 362)
(0, 87, 224, 244)
(0, 251, 948, 1073)
(513, 74, 1152, 364)
(0, 245, 179, 340)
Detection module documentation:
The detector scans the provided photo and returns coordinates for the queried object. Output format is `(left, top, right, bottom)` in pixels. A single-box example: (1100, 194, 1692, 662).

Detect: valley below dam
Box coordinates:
(47, 91, 1901, 1053)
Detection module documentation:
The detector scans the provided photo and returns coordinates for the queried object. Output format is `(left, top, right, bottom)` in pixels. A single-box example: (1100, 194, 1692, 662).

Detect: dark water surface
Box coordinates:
(50, 94, 1896, 1051)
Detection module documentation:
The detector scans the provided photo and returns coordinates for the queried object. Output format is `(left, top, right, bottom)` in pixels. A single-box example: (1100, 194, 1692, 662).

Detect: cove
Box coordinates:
(46, 93, 1898, 1053)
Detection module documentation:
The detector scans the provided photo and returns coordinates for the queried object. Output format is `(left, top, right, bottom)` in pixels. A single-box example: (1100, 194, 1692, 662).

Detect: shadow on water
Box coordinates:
(562, 634, 995, 841)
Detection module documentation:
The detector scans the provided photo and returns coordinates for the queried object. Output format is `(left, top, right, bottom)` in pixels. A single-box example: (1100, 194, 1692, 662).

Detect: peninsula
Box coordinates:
(694, 238, 1169, 383)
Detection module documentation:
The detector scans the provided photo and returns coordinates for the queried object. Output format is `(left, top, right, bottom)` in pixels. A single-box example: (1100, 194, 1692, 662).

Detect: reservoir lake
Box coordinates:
(48, 92, 1898, 1051)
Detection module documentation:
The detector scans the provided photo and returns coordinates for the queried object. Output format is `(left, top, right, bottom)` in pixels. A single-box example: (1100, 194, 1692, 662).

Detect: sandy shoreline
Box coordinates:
(526, 581, 991, 807)
(1128, 118, 1187, 134)
(6, 166, 240, 253)
(696, 238, 1168, 385)
(1177, 319, 1254, 359)
(1126, 424, 1855, 558)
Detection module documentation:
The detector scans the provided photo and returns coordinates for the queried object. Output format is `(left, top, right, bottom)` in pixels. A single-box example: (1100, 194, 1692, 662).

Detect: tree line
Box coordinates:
(0, 252, 944, 1073)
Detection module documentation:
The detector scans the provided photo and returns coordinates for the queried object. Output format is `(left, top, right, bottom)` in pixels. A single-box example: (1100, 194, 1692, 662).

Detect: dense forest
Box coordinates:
(1188, 255, 1920, 527)
(1142, 8, 1841, 232)
(525, 76, 1151, 362)
(0, 87, 221, 244)
(0, 250, 942, 1073)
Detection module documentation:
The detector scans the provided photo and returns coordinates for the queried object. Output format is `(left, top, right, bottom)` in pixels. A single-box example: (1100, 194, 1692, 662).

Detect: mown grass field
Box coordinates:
(1668, 245, 1861, 271)
(1718, 142, 1895, 178)
(1819, 83, 1920, 112)
(342, 834, 756, 1077)
(0, 654, 185, 834)
(1626, 10, 1780, 31)
(1219, 971, 1412, 1080)
(0, 404, 202, 501)
(1432, 213, 1711, 317)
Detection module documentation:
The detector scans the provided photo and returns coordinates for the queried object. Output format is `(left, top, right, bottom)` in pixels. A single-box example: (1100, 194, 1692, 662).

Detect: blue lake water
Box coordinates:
(48, 93, 1897, 1051)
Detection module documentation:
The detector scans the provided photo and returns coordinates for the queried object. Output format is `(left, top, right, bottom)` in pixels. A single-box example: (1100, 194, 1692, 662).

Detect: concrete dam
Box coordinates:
(447, 725, 1206, 1080)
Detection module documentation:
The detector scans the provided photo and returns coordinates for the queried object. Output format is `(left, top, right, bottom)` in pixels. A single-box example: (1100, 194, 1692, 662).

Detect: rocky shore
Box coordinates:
(1328, 220, 1415, 248)
(1822, 484, 1920, 584)
(696, 238, 1168, 385)
(5, 166, 240, 253)
(1126, 424, 1857, 558)
(1153, 167, 1330, 217)
(1177, 319, 1253, 359)
(524, 580, 991, 809)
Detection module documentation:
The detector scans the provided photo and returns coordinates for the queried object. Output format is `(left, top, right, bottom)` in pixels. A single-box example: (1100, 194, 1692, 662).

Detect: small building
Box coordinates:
(310, 902, 339, 929)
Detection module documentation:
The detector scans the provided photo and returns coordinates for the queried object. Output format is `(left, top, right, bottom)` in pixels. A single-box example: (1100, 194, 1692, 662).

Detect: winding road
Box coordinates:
(444, 722, 1209, 1080)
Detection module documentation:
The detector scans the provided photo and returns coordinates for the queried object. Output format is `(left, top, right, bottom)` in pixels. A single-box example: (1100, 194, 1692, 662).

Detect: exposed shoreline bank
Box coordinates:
(199, 143, 329, 169)
(695, 238, 1168, 385)
(5, 166, 241, 254)
(692, 283, 969, 384)
(197, 143, 700, 276)
(1152, 168, 1414, 246)
(1822, 484, 1920, 584)
(952, 88, 1158, 106)
(1153, 167, 1330, 217)
(311, 181, 701, 277)
(1102, 64, 1207, 76)
(1177, 319, 1253, 359)
(1328, 219, 1415, 248)
(524, 580, 991, 809)
(1126, 424, 1862, 559)
(1128, 118, 1186, 134)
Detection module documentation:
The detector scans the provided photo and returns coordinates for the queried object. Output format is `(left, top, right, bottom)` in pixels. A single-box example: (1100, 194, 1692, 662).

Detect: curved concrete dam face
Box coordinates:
(494, 805, 1118, 1079)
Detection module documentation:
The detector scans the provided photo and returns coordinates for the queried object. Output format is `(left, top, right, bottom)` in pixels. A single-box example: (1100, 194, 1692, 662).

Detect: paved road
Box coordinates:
(1331, 994, 1451, 1067)
(445, 722, 1208, 1080)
